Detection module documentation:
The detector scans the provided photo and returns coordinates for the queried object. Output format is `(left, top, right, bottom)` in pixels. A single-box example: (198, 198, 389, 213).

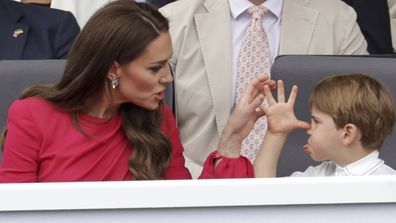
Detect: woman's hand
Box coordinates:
(217, 75, 275, 158)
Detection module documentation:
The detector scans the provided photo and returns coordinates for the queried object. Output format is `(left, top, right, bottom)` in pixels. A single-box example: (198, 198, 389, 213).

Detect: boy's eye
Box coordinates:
(311, 118, 319, 124)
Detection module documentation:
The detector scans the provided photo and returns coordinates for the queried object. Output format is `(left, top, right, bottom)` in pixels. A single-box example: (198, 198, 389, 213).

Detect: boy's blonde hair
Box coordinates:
(309, 73, 396, 150)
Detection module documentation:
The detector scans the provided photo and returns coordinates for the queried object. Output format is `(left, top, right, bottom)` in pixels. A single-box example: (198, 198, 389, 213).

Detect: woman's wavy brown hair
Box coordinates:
(1, 0, 172, 180)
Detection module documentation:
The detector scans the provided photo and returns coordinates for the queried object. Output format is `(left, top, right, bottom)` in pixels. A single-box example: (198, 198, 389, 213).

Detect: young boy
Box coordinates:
(254, 73, 396, 177)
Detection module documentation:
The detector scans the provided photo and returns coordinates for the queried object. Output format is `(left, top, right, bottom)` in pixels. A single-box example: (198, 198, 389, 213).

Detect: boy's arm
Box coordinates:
(254, 81, 310, 177)
(254, 132, 287, 177)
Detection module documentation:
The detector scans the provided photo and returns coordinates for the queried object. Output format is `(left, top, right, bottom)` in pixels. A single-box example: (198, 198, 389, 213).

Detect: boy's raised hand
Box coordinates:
(254, 80, 310, 177)
(261, 80, 310, 135)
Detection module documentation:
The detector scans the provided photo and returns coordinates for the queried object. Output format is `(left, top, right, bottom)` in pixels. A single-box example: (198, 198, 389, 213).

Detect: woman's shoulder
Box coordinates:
(10, 97, 54, 111)
(9, 97, 64, 119)
(8, 97, 71, 134)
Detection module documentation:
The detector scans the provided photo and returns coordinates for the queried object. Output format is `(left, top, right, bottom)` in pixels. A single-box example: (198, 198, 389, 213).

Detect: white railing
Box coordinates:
(1, 176, 396, 223)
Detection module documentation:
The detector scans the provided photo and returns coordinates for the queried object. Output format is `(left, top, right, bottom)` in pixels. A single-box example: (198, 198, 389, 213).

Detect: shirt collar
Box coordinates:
(335, 151, 384, 176)
(228, 0, 283, 20)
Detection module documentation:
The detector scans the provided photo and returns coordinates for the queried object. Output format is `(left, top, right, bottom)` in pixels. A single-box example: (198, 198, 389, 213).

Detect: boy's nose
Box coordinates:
(306, 127, 312, 135)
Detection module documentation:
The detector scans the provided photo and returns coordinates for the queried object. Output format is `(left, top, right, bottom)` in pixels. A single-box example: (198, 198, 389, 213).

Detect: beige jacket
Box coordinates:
(389, 0, 396, 52)
(160, 0, 368, 165)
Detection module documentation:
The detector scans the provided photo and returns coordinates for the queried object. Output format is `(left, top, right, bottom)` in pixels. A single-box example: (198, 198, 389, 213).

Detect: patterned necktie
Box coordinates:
(236, 6, 271, 162)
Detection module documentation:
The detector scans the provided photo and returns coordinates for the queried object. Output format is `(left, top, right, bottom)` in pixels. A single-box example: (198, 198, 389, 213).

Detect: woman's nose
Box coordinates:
(160, 64, 173, 84)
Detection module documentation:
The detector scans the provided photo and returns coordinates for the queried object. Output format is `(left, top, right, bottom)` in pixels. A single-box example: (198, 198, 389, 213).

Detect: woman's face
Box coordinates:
(112, 32, 173, 110)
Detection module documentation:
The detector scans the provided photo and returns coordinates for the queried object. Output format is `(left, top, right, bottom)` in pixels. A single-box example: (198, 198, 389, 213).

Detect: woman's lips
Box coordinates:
(155, 90, 164, 100)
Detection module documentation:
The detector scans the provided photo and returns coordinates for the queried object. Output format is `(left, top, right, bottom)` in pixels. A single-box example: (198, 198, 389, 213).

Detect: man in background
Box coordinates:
(0, 0, 80, 59)
(50, 0, 175, 27)
(342, 0, 394, 54)
(389, 0, 396, 52)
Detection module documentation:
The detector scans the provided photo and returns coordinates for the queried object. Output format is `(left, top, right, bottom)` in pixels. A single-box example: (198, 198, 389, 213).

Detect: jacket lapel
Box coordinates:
(194, 0, 233, 134)
(279, 0, 318, 54)
(0, 2, 29, 59)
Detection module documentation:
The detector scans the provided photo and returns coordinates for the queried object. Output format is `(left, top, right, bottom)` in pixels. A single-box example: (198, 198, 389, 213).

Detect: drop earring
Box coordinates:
(111, 76, 119, 89)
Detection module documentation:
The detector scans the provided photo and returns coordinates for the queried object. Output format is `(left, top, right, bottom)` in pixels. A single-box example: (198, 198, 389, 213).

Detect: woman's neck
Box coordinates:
(83, 90, 120, 119)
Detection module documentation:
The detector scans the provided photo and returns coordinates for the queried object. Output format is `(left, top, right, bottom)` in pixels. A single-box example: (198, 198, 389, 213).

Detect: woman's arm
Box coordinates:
(0, 100, 41, 183)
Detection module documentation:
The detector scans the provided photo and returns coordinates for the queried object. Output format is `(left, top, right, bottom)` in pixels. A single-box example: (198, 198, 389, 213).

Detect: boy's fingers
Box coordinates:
(295, 120, 311, 130)
(287, 85, 298, 106)
(264, 85, 276, 106)
(277, 80, 285, 103)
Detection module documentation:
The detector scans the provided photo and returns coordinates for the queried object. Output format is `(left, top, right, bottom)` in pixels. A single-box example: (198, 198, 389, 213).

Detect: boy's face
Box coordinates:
(304, 107, 344, 162)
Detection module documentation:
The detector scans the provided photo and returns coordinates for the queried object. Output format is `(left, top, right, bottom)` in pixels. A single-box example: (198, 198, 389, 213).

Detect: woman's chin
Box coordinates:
(140, 102, 160, 110)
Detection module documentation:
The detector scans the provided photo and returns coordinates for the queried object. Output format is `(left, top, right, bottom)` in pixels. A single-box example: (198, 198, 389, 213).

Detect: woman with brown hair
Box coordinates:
(0, 0, 274, 182)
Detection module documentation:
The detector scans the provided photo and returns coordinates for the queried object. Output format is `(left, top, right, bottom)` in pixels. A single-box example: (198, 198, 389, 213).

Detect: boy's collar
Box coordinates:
(334, 151, 383, 176)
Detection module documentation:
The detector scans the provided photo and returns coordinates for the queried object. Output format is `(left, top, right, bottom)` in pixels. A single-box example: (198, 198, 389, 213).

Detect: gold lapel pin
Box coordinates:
(13, 29, 24, 38)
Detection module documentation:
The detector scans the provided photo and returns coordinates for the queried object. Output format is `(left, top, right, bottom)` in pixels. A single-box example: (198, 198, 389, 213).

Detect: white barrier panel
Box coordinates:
(1, 176, 396, 222)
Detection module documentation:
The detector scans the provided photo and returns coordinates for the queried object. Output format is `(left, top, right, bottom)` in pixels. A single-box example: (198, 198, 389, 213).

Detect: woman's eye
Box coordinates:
(150, 66, 162, 73)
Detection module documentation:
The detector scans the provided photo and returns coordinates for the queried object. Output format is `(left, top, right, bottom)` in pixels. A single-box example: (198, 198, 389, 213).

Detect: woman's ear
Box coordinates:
(342, 123, 361, 146)
(107, 61, 121, 81)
